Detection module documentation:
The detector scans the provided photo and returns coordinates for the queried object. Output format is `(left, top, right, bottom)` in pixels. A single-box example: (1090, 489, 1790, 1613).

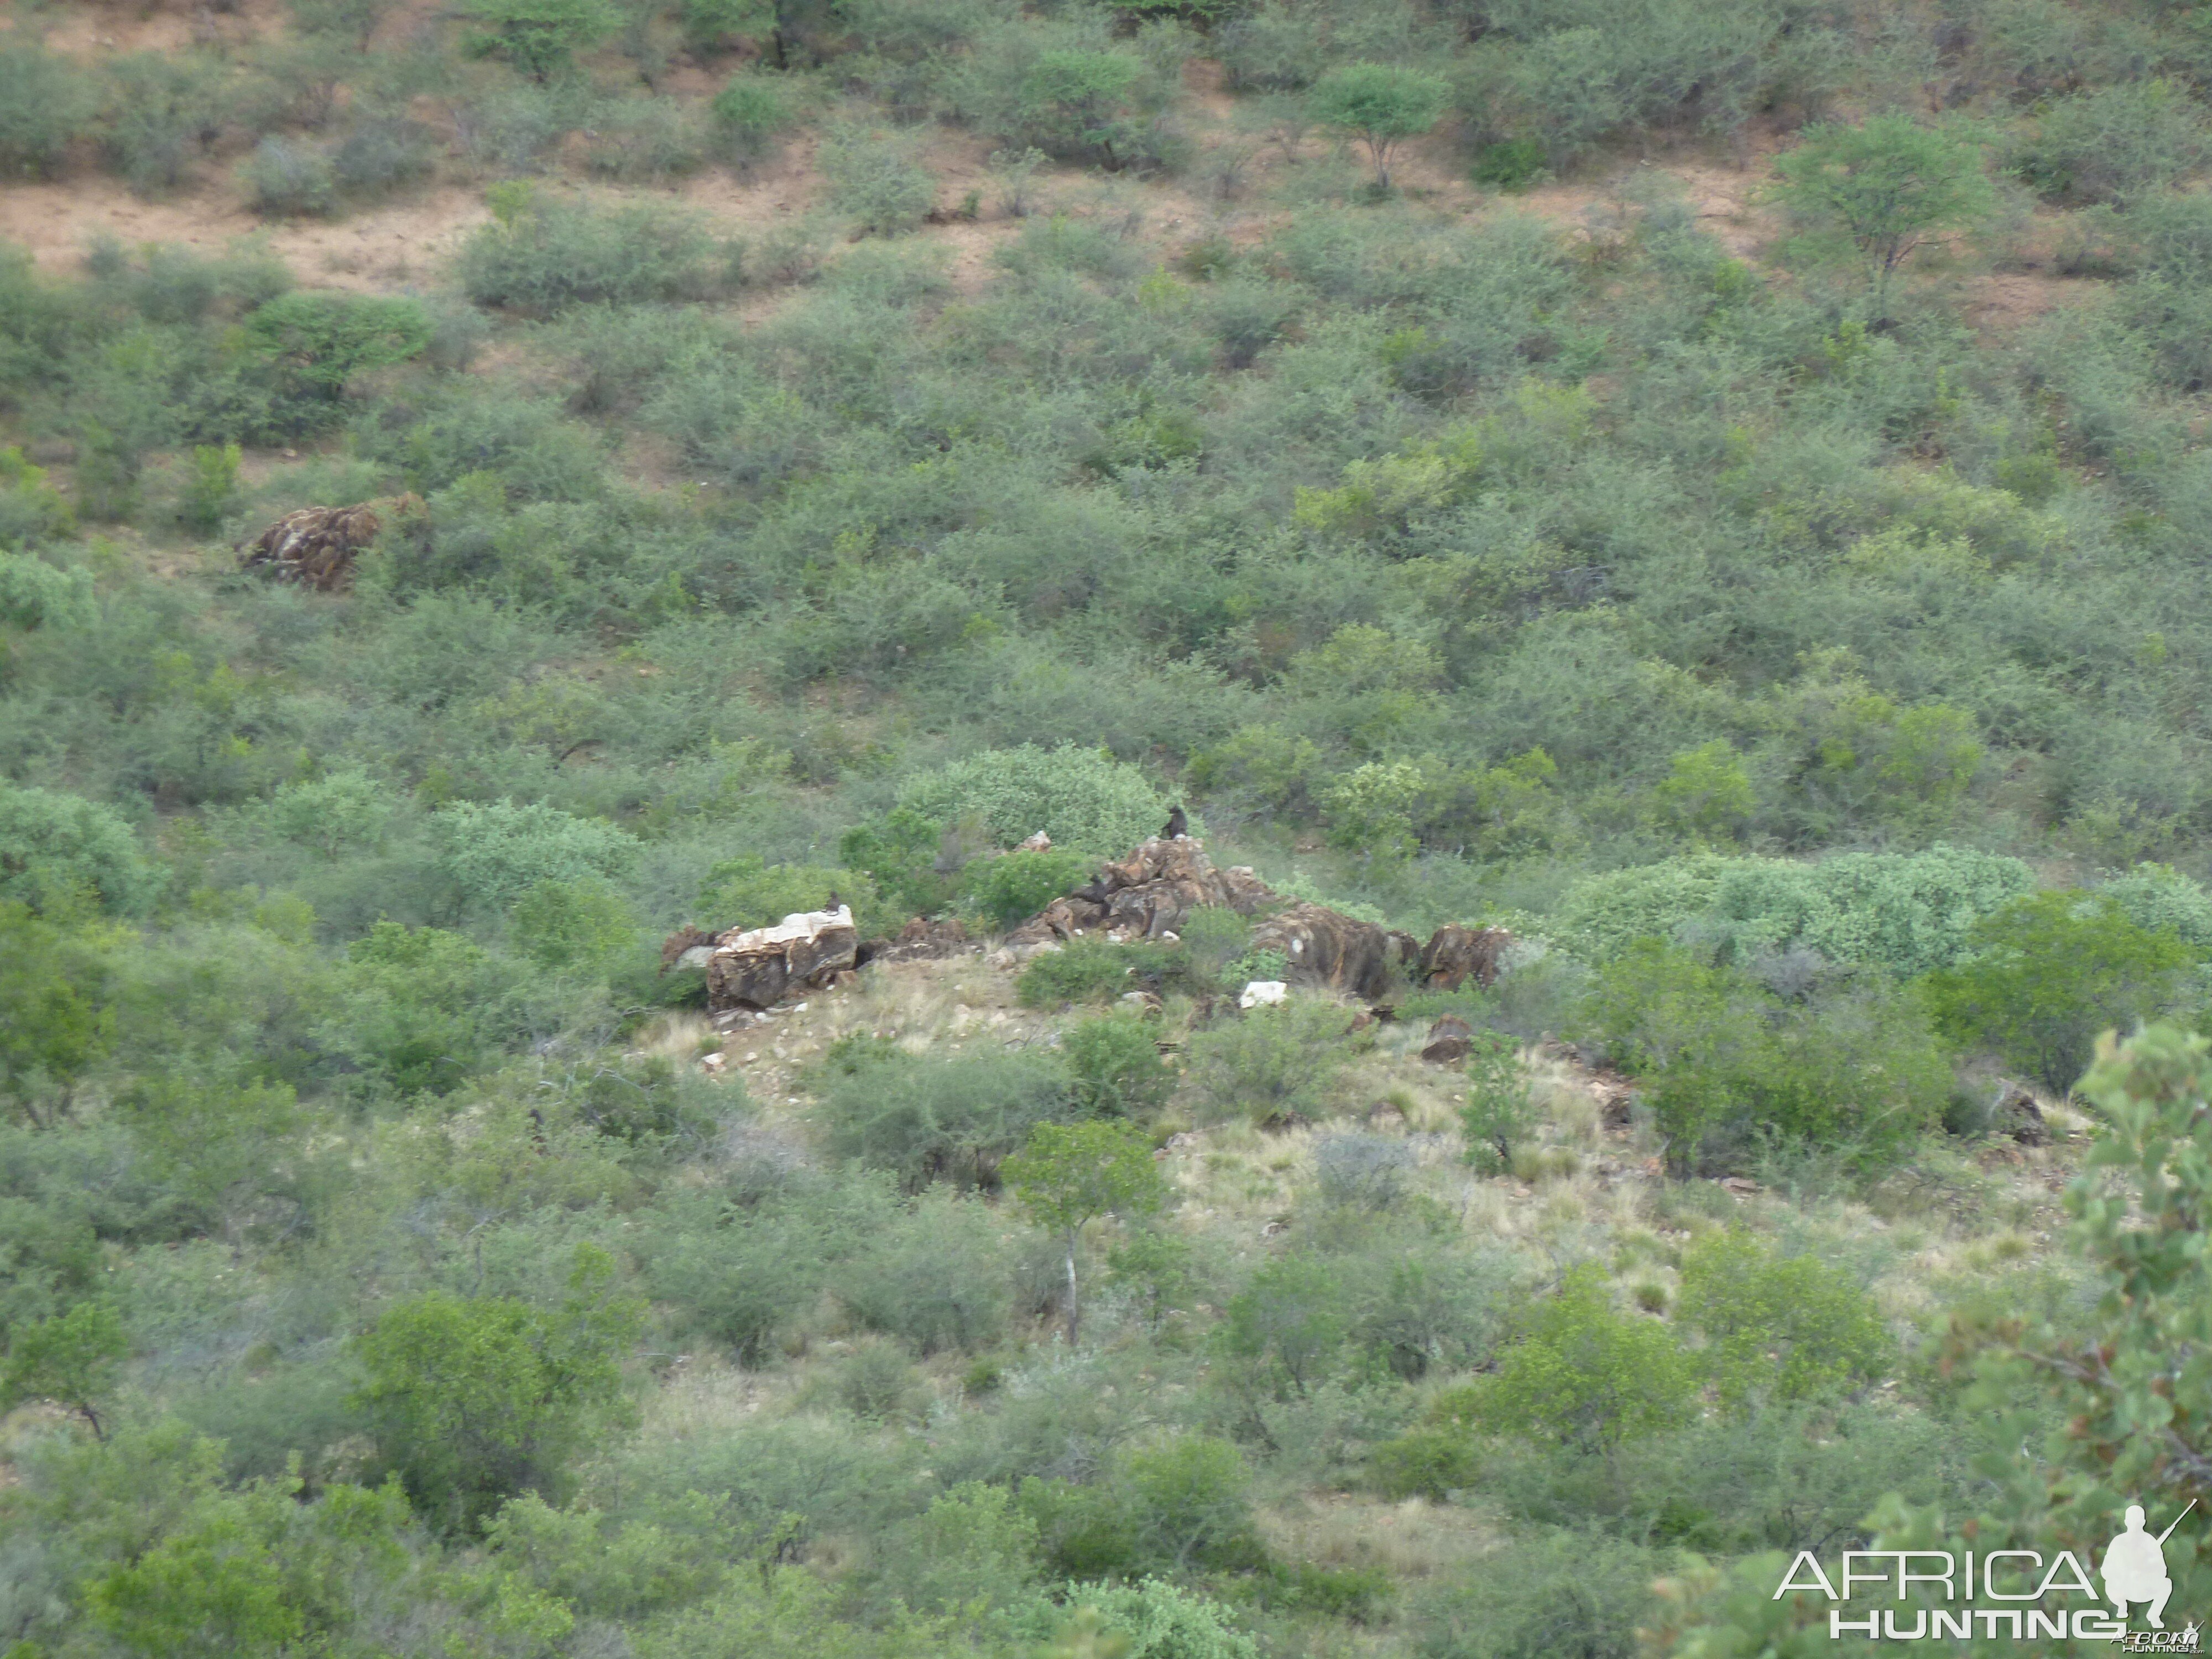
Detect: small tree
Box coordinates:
(1478, 1265, 1698, 1463)
(1769, 114, 1995, 319)
(1, 1298, 128, 1438)
(1923, 890, 2191, 1095)
(1307, 62, 1449, 190)
(1003, 1119, 1167, 1348)
(1460, 1030, 1536, 1175)
(462, 0, 620, 81)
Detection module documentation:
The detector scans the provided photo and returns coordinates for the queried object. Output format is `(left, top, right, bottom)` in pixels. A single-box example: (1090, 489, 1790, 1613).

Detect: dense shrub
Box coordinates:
(1923, 891, 2193, 1094)
(241, 137, 338, 217)
(456, 193, 727, 314)
(966, 848, 1093, 931)
(1676, 1231, 1888, 1407)
(1579, 943, 1950, 1172)
(0, 47, 96, 180)
(1183, 1000, 1359, 1125)
(0, 784, 158, 916)
(899, 745, 1168, 857)
(816, 1046, 1076, 1189)
(820, 125, 937, 237)
(99, 53, 225, 196)
(711, 72, 795, 167)
(1064, 1011, 1175, 1115)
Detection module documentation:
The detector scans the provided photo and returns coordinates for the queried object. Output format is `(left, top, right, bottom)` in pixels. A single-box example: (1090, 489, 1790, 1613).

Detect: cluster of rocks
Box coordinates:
(661, 833, 1512, 1016)
(238, 499, 412, 592)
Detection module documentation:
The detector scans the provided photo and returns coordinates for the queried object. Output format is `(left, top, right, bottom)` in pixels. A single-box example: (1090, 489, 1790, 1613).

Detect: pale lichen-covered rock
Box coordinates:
(1417, 924, 1513, 991)
(706, 905, 858, 1010)
(1239, 980, 1288, 1009)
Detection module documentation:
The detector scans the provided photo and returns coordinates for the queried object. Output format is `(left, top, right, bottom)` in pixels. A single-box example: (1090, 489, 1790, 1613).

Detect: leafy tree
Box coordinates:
(1460, 1030, 1537, 1175)
(1923, 890, 2192, 1094)
(1769, 114, 1995, 318)
(820, 1047, 1075, 1192)
(1016, 50, 1145, 169)
(243, 291, 432, 400)
(508, 877, 638, 972)
(0, 780, 159, 915)
(1475, 1265, 1698, 1459)
(1677, 1231, 1890, 1408)
(353, 1243, 643, 1533)
(429, 798, 638, 918)
(897, 745, 1167, 859)
(329, 921, 510, 1095)
(1651, 739, 1756, 842)
(1004, 1118, 1167, 1347)
(0, 901, 119, 1125)
(1220, 1255, 1348, 1400)
(1307, 62, 1449, 190)
(711, 71, 794, 166)
(1120, 1434, 1255, 1572)
(0, 46, 96, 180)
(2, 1297, 128, 1438)
(1183, 999, 1360, 1126)
(1065, 1010, 1174, 1117)
(462, 0, 621, 80)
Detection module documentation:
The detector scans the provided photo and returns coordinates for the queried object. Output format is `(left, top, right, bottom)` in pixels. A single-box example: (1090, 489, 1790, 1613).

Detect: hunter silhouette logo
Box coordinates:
(2104, 1503, 2190, 1629)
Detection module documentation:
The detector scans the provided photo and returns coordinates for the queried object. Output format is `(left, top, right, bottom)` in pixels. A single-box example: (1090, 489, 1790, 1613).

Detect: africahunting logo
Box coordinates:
(1771, 1501, 2199, 1645)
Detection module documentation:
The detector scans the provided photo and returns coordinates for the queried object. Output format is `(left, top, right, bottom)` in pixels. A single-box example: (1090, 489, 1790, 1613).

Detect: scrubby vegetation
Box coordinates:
(9, 0, 2212, 1651)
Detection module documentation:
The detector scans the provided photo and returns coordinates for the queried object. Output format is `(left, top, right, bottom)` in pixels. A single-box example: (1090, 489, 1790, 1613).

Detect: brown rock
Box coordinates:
(1991, 1083, 2049, 1146)
(1249, 902, 1420, 1001)
(868, 915, 971, 964)
(1418, 925, 1513, 990)
(1420, 1035, 1473, 1065)
(1006, 837, 1274, 947)
(707, 906, 859, 1011)
(238, 499, 412, 592)
(660, 925, 718, 972)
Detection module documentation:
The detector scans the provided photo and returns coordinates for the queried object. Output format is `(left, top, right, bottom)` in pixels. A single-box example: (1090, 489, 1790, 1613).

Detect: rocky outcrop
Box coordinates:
(705, 905, 858, 1011)
(239, 500, 405, 591)
(1990, 1082, 2050, 1146)
(1007, 836, 1274, 947)
(864, 915, 972, 964)
(1417, 925, 1513, 991)
(1250, 902, 1422, 1003)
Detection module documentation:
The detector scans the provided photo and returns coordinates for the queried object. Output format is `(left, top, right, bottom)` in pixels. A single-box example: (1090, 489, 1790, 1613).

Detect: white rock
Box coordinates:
(1239, 980, 1288, 1009)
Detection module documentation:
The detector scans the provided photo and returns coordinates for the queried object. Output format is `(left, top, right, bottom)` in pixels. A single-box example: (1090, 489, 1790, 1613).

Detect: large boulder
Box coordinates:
(1417, 924, 1513, 990)
(706, 905, 858, 1010)
(1007, 836, 1274, 947)
(1250, 902, 1421, 1002)
(238, 500, 406, 592)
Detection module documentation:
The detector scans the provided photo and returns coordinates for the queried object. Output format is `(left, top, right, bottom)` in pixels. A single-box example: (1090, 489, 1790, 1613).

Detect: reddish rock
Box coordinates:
(707, 906, 858, 1011)
(1418, 925, 1513, 991)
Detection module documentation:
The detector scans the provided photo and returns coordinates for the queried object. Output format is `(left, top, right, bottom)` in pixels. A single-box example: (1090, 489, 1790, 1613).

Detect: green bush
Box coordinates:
(1470, 135, 1548, 192)
(1579, 942, 1949, 1172)
(1061, 1578, 1260, 1659)
(820, 125, 937, 237)
(0, 782, 159, 915)
(0, 46, 97, 180)
(816, 1046, 1075, 1190)
(462, 0, 621, 81)
(1307, 62, 1448, 190)
(99, 53, 225, 196)
(839, 1191, 1015, 1351)
(1183, 1000, 1357, 1125)
(353, 1244, 643, 1533)
(1923, 890, 2193, 1094)
(582, 95, 707, 183)
(1474, 1265, 1698, 1455)
(241, 136, 338, 217)
(1220, 1255, 1349, 1398)
(1119, 1433, 1258, 1572)
(1676, 1230, 1889, 1408)
(1412, 1527, 1659, 1659)
(1018, 938, 1175, 1007)
(695, 853, 880, 934)
(243, 291, 433, 399)
(711, 72, 794, 168)
(176, 443, 241, 534)
(1065, 1011, 1174, 1115)
(839, 807, 960, 921)
(870, 1481, 1041, 1618)
(508, 877, 638, 972)
(430, 799, 639, 917)
(456, 193, 726, 314)
(966, 848, 1093, 931)
(2009, 80, 2205, 206)
(331, 114, 435, 198)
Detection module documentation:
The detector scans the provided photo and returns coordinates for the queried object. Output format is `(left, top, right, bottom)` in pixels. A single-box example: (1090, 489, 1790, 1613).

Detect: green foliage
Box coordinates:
(430, 797, 639, 916)
(1220, 1255, 1349, 1397)
(328, 920, 513, 1094)
(696, 853, 877, 933)
(1307, 62, 1448, 188)
(1183, 999, 1357, 1125)
(1413, 1527, 1658, 1659)
(243, 291, 432, 395)
(1923, 889, 2192, 1094)
(966, 848, 1093, 931)
(1460, 1030, 1536, 1173)
(818, 1045, 1075, 1190)
(1065, 1010, 1174, 1116)
(1470, 135, 1548, 191)
(508, 876, 638, 971)
(1, 1296, 127, 1437)
(0, 445, 78, 550)
(1018, 938, 1175, 1008)
(1770, 114, 1995, 315)
(1119, 1434, 1256, 1572)
(1548, 847, 2036, 978)
(872, 1481, 1040, 1616)
(711, 71, 795, 166)
(839, 807, 958, 920)
(0, 781, 159, 915)
(177, 442, 242, 535)
(1580, 941, 1950, 1171)
(0, 46, 97, 180)
(898, 745, 1167, 857)
(241, 135, 338, 217)
(820, 124, 938, 237)
(1650, 738, 1755, 841)
(456, 192, 726, 313)
(2, 905, 112, 1112)
(1475, 1265, 1698, 1456)
(2010, 79, 2205, 206)
(100, 53, 225, 196)
(1676, 1231, 1889, 1407)
(353, 1243, 643, 1533)
(463, 0, 622, 80)
(1013, 49, 1149, 170)
(1006, 1117, 1166, 1343)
